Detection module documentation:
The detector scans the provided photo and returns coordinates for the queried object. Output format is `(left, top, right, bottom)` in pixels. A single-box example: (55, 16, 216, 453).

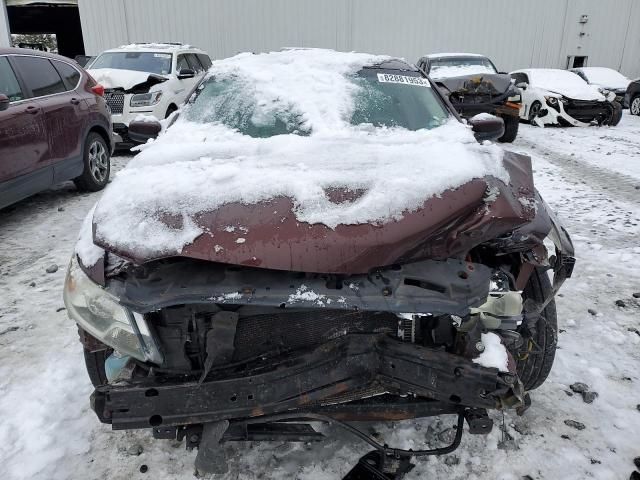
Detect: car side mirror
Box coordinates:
(128, 118, 162, 144)
(0, 94, 9, 112)
(515, 82, 527, 90)
(177, 68, 195, 79)
(468, 114, 505, 143)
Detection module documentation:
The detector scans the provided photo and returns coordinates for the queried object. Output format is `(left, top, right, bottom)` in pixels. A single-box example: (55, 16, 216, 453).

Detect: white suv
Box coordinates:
(87, 43, 211, 146)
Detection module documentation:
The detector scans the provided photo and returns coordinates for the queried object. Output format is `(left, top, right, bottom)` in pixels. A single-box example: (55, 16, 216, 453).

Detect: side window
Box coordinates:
(176, 54, 190, 72)
(0, 56, 24, 102)
(197, 54, 212, 70)
(186, 53, 203, 73)
(13, 56, 65, 97)
(52, 60, 81, 90)
(511, 73, 528, 85)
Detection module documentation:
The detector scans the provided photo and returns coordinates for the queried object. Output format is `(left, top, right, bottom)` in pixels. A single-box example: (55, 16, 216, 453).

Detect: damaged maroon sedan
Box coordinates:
(64, 49, 574, 477)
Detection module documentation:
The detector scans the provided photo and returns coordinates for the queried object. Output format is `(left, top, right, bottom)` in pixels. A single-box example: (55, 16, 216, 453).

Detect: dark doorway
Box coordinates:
(567, 55, 588, 69)
(7, 4, 84, 59)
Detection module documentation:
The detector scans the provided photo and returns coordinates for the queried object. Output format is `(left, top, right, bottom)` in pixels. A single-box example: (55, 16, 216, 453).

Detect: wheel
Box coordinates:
(83, 347, 112, 387)
(515, 268, 558, 391)
(527, 101, 542, 125)
(606, 101, 623, 126)
(630, 95, 640, 116)
(165, 104, 178, 118)
(74, 132, 110, 192)
(498, 114, 519, 142)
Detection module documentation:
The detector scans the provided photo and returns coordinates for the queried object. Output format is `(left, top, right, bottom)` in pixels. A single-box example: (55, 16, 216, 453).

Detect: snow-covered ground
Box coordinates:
(1, 114, 639, 480)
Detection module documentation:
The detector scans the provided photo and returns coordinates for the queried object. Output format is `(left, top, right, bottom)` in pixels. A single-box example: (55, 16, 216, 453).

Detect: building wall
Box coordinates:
(78, 0, 640, 77)
(0, 1, 10, 47)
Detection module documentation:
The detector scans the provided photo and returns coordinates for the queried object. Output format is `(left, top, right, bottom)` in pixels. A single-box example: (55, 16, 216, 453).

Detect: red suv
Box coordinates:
(0, 47, 113, 209)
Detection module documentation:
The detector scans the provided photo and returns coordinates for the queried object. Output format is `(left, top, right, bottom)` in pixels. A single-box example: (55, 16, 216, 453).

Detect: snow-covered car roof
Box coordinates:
(82, 48, 511, 265)
(424, 52, 487, 59)
(511, 68, 604, 101)
(103, 43, 207, 54)
(571, 67, 630, 90)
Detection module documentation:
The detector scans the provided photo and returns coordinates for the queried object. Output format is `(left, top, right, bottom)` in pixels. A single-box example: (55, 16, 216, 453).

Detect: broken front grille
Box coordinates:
(104, 91, 125, 114)
(229, 309, 399, 361)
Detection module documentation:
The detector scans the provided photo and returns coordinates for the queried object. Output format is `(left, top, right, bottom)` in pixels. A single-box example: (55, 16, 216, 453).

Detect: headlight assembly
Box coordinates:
(63, 256, 162, 364)
(130, 91, 163, 107)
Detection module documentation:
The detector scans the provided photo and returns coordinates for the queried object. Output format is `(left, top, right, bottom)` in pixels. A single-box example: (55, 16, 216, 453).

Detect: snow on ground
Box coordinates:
(1, 114, 640, 480)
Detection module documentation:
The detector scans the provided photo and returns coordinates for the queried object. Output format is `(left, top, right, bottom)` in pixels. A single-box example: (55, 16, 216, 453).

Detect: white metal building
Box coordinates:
(1, 0, 640, 77)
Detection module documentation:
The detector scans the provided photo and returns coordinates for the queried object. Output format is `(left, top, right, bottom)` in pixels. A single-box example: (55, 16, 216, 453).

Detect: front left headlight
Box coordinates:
(130, 91, 163, 107)
(63, 256, 163, 364)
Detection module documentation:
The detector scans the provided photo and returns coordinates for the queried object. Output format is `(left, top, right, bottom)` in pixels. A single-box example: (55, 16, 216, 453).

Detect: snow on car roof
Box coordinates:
(105, 43, 204, 53)
(85, 49, 509, 264)
(574, 67, 630, 89)
(424, 53, 487, 59)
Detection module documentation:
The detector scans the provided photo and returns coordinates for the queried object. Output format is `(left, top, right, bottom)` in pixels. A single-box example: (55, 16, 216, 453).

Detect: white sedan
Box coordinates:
(510, 68, 621, 127)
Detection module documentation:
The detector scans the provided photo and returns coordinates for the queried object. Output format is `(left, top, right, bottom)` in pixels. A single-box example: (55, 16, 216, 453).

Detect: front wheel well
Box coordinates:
(88, 125, 111, 152)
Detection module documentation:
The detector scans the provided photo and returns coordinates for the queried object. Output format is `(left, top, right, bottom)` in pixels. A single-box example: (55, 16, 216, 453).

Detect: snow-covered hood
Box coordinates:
(82, 120, 537, 273)
(87, 68, 167, 91)
(527, 70, 605, 101)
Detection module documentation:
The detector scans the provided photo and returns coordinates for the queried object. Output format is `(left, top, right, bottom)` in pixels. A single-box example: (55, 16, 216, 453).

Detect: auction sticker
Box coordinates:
(377, 73, 430, 87)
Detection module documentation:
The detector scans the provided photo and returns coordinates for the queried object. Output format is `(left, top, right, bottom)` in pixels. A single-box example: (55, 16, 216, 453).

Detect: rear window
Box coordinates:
(0, 56, 24, 102)
(52, 60, 81, 90)
(12, 56, 66, 97)
(197, 54, 212, 70)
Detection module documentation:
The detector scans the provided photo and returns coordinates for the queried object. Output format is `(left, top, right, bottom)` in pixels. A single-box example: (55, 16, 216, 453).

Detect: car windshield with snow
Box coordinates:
(64, 49, 574, 476)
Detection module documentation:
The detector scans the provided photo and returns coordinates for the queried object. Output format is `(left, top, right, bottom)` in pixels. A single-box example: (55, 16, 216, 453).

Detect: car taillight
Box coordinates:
(91, 84, 105, 97)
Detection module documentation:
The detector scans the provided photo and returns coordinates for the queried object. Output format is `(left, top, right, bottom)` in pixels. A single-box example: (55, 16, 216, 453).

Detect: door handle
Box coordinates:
(70, 98, 80, 105)
(25, 105, 40, 114)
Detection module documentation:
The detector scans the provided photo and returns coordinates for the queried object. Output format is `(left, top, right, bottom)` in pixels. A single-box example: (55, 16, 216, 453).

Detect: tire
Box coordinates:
(527, 101, 542, 125)
(515, 268, 558, 391)
(83, 347, 112, 387)
(606, 101, 623, 126)
(74, 132, 110, 192)
(498, 114, 519, 142)
(630, 95, 640, 116)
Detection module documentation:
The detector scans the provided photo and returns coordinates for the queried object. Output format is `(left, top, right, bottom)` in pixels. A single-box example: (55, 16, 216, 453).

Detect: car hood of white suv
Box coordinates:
(88, 68, 167, 91)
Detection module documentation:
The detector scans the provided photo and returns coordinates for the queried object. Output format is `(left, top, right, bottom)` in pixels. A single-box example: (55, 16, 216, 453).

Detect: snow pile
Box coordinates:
(526, 69, 604, 101)
(429, 64, 495, 80)
(578, 67, 630, 90)
(87, 49, 508, 260)
(471, 112, 499, 121)
(472, 332, 509, 371)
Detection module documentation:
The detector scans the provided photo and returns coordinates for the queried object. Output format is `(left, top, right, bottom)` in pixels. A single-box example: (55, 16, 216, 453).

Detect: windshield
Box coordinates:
(185, 69, 449, 137)
(89, 52, 173, 75)
(429, 56, 497, 79)
(350, 70, 449, 130)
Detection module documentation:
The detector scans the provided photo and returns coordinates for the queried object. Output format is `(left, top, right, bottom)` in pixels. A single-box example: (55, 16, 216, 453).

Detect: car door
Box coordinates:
(0, 55, 49, 197)
(12, 55, 83, 178)
(174, 53, 201, 103)
(50, 59, 87, 182)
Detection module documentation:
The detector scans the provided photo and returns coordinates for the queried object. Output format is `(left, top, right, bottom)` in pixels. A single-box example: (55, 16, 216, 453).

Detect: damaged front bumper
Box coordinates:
(92, 333, 522, 429)
(534, 97, 614, 127)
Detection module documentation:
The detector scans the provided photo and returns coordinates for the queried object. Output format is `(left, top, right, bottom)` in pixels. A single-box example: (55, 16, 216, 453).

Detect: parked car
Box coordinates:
(87, 42, 211, 147)
(625, 78, 640, 116)
(417, 53, 521, 142)
(64, 49, 574, 476)
(511, 68, 622, 127)
(570, 67, 631, 107)
(0, 47, 112, 210)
